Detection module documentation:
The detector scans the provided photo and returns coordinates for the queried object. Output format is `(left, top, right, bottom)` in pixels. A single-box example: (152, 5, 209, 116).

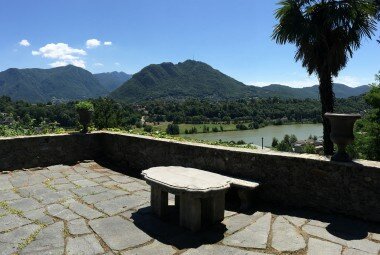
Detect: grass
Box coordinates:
(43, 179, 57, 191)
(143, 122, 249, 134)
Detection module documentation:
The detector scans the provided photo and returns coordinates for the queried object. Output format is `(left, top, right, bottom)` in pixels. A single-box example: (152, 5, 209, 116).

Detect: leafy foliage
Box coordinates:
(75, 101, 94, 111)
(166, 124, 180, 135)
(143, 96, 368, 125)
(350, 72, 380, 160)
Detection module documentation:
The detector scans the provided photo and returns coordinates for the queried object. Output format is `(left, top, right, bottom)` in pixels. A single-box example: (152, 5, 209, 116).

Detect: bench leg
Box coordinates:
(238, 189, 253, 209)
(202, 191, 225, 224)
(179, 194, 201, 232)
(151, 185, 168, 217)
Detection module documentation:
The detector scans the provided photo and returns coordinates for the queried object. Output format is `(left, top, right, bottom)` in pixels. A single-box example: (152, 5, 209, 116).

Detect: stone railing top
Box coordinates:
(103, 131, 380, 170)
(1, 131, 379, 170)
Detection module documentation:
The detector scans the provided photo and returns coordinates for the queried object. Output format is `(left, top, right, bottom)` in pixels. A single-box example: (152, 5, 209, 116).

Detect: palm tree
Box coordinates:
(272, 0, 377, 155)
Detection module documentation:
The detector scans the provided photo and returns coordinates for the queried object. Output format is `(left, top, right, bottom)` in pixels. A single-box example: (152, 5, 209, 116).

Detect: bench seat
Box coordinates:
(226, 176, 260, 209)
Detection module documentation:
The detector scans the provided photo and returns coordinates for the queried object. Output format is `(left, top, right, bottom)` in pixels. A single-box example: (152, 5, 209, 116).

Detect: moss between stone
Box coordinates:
(0, 201, 24, 216)
(18, 225, 44, 250)
(43, 179, 57, 191)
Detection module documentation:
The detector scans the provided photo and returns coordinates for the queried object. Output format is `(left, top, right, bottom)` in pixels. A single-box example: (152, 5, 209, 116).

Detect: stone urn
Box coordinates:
(324, 113, 361, 162)
(77, 109, 93, 133)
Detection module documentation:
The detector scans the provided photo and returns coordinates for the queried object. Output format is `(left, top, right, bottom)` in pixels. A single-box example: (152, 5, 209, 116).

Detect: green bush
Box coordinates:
(304, 143, 316, 154)
(276, 140, 292, 152)
(166, 123, 180, 135)
(272, 137, 279, 147)
(143, 125, 153, 133)
(236, 123, 248, 130)
(290, 134, 298, 144)
(75, 101, 94, 111)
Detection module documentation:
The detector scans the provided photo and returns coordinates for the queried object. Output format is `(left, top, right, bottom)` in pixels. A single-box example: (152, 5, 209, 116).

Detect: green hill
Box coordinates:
(109, 60, 254, 102)
(0, 65, 108, 103)
(94, 71, 131, 92)
(110, 60, 370, 102)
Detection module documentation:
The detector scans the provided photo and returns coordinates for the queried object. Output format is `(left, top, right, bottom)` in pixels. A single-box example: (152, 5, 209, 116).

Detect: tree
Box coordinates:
(272, 137, 279, 147)
(272, 0, 377, 155)
(290, 134, 298, 144)
(351, 72, 380, 160)
(166, 124, 180, 135)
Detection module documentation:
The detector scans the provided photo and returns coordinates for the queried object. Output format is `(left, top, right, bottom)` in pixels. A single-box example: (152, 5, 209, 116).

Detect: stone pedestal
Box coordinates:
(180, 194, 202, 232)
(151, 185, 168, 217)
(202, 191, 225, 224)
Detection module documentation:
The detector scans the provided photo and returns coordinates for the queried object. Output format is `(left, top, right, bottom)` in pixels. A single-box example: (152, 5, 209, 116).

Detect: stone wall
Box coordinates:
(1, 132, 380, 222)
(0, 133, 101, 171)
(102, 132, 380, 222)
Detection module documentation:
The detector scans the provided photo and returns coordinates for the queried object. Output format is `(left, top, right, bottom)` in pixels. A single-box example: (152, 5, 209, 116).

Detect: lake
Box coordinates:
(181, 123, 323, 147)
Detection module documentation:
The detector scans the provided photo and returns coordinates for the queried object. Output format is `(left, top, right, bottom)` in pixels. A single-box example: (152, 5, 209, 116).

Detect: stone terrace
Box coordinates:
(0, 161, 379, 255)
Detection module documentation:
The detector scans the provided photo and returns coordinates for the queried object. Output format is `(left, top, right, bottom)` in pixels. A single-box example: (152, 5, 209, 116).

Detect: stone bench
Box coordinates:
(226, 176, 260, 209)
(142, 166, 260, 232)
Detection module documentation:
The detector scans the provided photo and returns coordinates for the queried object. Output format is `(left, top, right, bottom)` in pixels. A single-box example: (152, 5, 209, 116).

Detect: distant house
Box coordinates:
(0, 113, 14, 125)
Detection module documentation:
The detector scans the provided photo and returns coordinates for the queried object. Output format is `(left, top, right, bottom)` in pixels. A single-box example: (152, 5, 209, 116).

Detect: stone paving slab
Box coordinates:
(8, 198, 42, 212)
(89, 216, 152, 250)
(122, 240, 177, 255)
(20, 222, 64, 255)
(0, 162, 379, 255)
(94, 194, 147, 215)
(64, 199, 104, 219)
(23, 208, 54, 225)
(68, 218, 92, 235)
(0, 214, 31, 232)
(66, 234, 104, 255)
(183, 244, 272, 255)
(223, 213, 272, 249)
(307, 238, 342, 255)
(271, 216, 306, 252)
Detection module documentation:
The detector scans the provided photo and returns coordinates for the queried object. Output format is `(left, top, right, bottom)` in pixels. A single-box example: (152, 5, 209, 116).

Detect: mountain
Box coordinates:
(259, 83, 370, 99)
(0, 65, 108, 103)
(110, 60, 370, 102)
(0, 61, 370, 103)
(94, 71, 132, 92)
(110, 60, 257, 102)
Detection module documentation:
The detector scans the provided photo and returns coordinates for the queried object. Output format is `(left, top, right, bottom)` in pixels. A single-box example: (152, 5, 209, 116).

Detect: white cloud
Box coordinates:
(49, 61, 68, 68)
(104, 41, 112, 46)
(19, 39, 30, 47)
(31, 43, 87, 68)
(93, 62, 104, 67)
(86, 39, 101, 49)
(114, 62, 120, 66)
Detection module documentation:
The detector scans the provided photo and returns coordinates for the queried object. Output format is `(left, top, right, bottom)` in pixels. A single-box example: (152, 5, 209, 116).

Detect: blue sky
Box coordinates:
(1, 0, 379, 88)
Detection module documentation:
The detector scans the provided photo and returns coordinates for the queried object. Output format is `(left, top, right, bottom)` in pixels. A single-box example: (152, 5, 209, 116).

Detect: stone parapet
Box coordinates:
(1, 131, 379, 222)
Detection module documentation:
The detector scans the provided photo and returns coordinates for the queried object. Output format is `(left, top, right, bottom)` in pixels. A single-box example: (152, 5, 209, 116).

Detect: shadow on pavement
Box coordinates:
(131, 206, 226, 250)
